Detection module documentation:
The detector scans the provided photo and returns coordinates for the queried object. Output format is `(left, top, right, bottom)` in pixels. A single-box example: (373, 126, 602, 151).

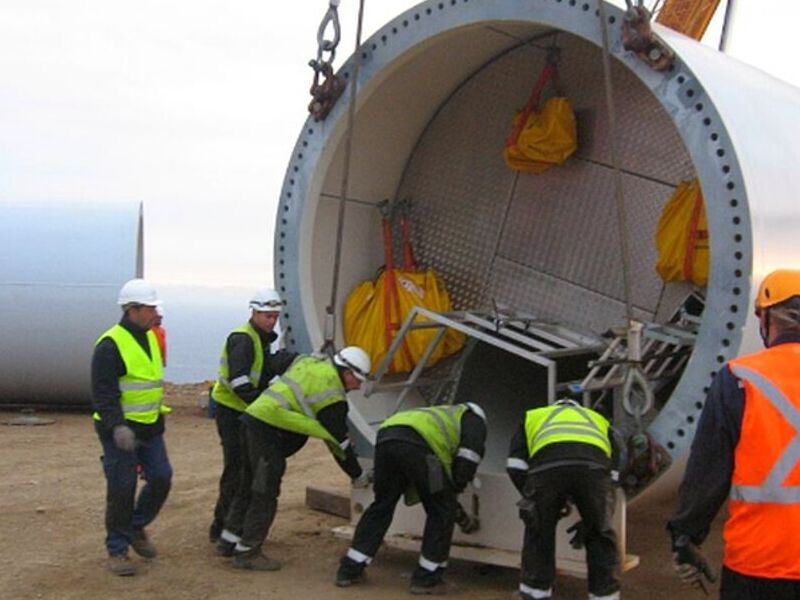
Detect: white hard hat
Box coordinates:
(117, 278, 161, 307)
(333, 346, 371, 381)
(465, 402, 487, 423)
(249, 287, 283, 312)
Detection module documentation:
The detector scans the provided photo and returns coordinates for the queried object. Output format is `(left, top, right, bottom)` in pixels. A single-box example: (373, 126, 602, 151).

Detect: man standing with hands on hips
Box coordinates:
(91, 278, 172, 576)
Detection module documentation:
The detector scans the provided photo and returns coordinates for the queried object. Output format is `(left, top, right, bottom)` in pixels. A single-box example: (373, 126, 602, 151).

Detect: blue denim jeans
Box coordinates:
(99, 432, 172, 556)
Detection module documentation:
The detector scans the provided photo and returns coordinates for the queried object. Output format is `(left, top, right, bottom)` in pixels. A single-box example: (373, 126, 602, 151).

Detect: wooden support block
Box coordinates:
(305, 485, 351, 519)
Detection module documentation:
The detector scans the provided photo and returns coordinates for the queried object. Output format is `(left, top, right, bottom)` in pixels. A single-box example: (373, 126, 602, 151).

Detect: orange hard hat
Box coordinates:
(755, 270, 800, 310)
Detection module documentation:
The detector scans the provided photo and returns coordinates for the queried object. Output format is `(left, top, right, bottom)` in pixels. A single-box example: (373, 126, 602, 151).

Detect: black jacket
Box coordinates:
(223, 320, 297, 405)
(506, 407, 618, 495)
(378, 410, 487, 492)
(241, 400, 362, 479)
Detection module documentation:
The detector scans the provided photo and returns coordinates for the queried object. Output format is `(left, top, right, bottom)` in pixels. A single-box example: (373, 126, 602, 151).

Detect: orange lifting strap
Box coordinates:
(503, 53, 578, 174)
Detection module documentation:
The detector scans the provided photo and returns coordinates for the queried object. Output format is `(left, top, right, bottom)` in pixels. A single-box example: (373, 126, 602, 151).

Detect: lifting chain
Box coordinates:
(308, 0, 347, 121)
(621, 0, 675, 71)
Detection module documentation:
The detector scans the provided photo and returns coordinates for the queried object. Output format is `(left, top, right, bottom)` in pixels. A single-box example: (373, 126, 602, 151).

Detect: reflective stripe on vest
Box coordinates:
(211, 322, 265, 412)
(380, 405, 468, 479)
(525, 401, 611, 459)
(264, 373, 344, 417)
(729, 363, 800, 503)
(93, 324, 164, 425)
(120, 380, 162, 391)
(245, 355, 347, 459)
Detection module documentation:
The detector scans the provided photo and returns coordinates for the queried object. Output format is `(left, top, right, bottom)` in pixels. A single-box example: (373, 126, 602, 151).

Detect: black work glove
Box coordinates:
(454, 503, 480, 534)
(672, 534, 716, 590)
(566, 520, 586, 550)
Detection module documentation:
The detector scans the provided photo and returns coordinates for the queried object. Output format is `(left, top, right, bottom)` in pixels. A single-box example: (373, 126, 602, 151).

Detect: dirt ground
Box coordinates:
(0, 383, 725, 599)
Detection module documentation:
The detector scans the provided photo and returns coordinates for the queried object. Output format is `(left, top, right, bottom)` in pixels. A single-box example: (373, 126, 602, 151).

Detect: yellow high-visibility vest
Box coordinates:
(525, 400, 611, 458)
(211, 322, 264, 412)
(246, 355, 347, 459)
(93, 324, 164, 425)
(381, 404, 468, 479)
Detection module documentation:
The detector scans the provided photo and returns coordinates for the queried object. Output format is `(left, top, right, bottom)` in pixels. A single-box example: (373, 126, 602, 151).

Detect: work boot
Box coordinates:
(409, 580, 448, 595)
(216, 539, 236, 557)
(335, 557, 366, 587)
(107, 553, 137, 577)
(408, 569, 447, 596)
(232, 547, 282, 571)
(409, 567, 448, 595)
(130, 529, 158, 559)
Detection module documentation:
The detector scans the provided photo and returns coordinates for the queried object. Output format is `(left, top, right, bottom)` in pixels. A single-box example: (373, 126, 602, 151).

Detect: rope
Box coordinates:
(321, 0, 367, 355)
(597, 0, 655, 426)
(597, 0, 635, 327)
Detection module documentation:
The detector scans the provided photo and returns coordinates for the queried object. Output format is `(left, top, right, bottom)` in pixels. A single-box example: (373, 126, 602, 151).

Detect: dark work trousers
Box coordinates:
(351, 439, 457, 565)
(521, 465, 619, 597)
(98, 432, 173, 556)
(721, 566, 800, 600)
(223, 424, 286, 550)
(211, 404, 244, 536)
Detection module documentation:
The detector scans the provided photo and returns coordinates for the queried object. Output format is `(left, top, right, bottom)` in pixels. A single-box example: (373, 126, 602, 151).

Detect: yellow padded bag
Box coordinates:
(655, 178, 709, 286)
(344, 208, 464, 375)
(504, 97, 577, 173)
(504, 62, 577, 173)
(344, 268, 464, 374)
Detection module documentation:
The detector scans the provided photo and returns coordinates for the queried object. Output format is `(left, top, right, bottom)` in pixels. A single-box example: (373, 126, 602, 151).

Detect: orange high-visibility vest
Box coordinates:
(152, 325, 167, 366)
(725, 343, 800, 579)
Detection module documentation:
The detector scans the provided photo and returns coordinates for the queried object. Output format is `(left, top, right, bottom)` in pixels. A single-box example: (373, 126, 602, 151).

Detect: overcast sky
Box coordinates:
(1, 1, 797, 287)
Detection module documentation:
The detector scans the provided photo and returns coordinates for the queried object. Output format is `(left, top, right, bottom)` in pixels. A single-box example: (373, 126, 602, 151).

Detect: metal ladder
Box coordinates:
(569, 295, 702, 406)
(364, 292, 702, 415)
(364, 304, 607, 414)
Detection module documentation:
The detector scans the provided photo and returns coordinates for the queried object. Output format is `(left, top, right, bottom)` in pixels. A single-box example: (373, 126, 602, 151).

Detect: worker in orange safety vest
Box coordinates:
(668, 270, 800, 599)
(151, 305, 167, 366)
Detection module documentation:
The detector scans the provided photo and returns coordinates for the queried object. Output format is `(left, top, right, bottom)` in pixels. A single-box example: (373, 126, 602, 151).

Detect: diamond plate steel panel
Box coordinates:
(499, 160, 674, 312)
(554, 36, 697, 184)
(398, 28, 695, 325)
(489, 257, 654, 334)
(397, 46, 525, 310)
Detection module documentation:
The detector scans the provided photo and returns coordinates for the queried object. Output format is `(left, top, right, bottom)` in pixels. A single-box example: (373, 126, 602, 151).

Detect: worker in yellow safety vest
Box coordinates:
(91, 278, 172, 577)
(668, 270, 800, 599)
(217, 347, 372, 571)
(208, 287, 296, 545)
(507, 399, 621, 600)
(336, 402, 487, 595)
